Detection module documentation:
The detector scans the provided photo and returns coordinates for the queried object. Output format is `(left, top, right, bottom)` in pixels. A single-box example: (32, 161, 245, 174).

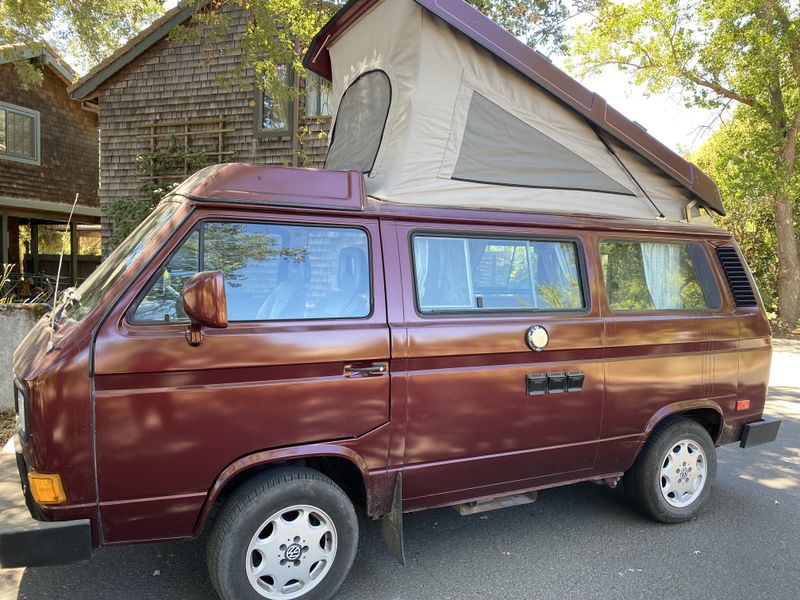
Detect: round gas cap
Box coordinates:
(526, 325, 549, 351)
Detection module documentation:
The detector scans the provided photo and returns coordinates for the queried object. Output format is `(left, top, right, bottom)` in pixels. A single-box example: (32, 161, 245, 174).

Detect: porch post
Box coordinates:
(0, 212, 8, 266)
(30, 221, 39, 274)
(69, 221, 79, 286)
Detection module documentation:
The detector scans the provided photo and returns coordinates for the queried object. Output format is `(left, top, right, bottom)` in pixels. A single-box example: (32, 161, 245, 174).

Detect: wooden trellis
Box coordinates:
(136, 117, 234, 180)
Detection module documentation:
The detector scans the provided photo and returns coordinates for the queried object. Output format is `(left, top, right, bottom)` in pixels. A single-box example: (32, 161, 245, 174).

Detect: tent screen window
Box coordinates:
(412, 234, 584, 313)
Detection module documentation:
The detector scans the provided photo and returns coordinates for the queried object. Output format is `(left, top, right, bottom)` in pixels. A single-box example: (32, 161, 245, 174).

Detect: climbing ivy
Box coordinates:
(106, 137, 210, 250)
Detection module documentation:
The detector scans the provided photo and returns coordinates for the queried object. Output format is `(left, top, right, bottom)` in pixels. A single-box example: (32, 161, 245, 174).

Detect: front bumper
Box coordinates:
(740, 417, 782, 449)
(0, 448, 92, 569)
(0, 517, 92, 568)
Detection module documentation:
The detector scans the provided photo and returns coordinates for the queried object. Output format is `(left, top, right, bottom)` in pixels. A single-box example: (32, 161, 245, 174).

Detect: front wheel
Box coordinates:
(624, 417, 717, 523)
(207, 467, 359, 600)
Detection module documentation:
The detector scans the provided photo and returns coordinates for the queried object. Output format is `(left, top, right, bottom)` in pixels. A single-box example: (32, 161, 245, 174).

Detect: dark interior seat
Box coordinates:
(310, 246, 370, 318)
(256, 260, 310, 320)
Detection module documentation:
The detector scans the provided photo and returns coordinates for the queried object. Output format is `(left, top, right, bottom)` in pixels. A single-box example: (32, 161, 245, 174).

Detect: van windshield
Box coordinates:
(61, 200, 184, 323)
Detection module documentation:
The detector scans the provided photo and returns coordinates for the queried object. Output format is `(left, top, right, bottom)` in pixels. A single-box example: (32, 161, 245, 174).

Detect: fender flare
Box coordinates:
(632, 399, 725, 462)
(192, 443, 373, 536)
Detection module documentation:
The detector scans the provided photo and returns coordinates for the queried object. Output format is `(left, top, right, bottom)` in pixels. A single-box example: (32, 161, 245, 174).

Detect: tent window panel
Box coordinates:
(451, 93, 631, 195)
(325, 70, 391, 174)
(413, 234, 584, 314)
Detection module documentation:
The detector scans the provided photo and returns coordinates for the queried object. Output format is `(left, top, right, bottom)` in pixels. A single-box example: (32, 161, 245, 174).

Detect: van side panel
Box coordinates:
(391, 222, 606, 509)
(594, 234, 731, 474)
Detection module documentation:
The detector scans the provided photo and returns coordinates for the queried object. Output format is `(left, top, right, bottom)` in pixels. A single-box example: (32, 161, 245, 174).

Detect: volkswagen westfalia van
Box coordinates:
(0, 0, 784, 598)
(3, 162, 781, 600)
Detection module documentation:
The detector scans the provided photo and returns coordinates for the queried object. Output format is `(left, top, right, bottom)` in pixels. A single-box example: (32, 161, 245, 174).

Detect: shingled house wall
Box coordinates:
(93, 3, 330, 242)
(0, 64, 98, 210)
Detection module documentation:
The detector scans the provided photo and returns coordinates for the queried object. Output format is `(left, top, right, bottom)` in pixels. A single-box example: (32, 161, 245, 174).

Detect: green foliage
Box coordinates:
(105, 196, 160, 250)
(569, 1, 800, 117)
(0, 0, 164, 88)
(107, 137, 211, 249)
(204, 222, 308, 288)
(134, 136, 208, 180)
(172, 0, 602, 106)
(600, 241, 707, 311)
(469, 1, 602, 54)
(690, 111, 791, 314)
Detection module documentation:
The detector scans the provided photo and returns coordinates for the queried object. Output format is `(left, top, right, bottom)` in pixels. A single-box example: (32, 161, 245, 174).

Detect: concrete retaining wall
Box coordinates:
(0, 305, 46, 410)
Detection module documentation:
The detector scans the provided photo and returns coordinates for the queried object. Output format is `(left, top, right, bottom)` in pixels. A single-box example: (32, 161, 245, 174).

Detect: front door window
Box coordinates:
(131, 222, 371, 323)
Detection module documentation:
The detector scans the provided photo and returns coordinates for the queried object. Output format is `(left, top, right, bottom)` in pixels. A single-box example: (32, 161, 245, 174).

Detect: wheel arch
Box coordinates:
(633, 401, 724, 463)
(193, 444, 387, 536)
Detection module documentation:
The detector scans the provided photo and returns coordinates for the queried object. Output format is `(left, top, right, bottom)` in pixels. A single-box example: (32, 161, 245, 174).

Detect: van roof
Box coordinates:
(168, 163, 729, 238)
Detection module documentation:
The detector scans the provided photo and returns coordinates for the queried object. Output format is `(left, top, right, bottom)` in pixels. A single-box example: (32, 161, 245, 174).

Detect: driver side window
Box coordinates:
(132, 231, 200, 323)
(130, 220, 371, 324)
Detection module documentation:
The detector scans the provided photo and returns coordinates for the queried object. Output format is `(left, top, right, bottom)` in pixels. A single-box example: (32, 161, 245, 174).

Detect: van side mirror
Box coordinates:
(182, 271, 228, 346)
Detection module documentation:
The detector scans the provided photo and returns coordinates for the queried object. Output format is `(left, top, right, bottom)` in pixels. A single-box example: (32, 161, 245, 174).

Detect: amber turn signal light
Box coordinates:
(28, 472, 67, 505)
(736, 399, 751, 412)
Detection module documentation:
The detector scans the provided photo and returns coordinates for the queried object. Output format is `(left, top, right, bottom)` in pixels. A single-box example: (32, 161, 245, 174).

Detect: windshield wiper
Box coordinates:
(50, 287, 82, 328)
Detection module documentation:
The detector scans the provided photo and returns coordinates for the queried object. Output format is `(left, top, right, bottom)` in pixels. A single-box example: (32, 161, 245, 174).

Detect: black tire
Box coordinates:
(208, 466, 359, 600)
(624, 417, 717, 524)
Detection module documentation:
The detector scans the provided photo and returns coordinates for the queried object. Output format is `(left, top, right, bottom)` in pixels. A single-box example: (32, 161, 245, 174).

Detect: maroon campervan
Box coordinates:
(2, 1, 782, 599)
(4, 162, 781, 598)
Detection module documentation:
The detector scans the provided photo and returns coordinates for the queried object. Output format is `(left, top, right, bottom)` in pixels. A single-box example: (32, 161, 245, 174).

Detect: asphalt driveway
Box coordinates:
(2, 342, 799, 600)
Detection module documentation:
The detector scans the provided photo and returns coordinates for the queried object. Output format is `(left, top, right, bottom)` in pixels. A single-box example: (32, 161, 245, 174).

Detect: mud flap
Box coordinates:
(380, 472, 405, 565)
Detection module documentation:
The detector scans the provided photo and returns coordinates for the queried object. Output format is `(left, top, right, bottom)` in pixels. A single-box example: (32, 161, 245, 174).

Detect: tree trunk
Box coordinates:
(773, 194, 800, 325)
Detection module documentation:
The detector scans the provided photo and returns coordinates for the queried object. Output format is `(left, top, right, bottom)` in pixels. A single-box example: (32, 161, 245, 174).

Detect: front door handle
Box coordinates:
(344, 363, 388, 377)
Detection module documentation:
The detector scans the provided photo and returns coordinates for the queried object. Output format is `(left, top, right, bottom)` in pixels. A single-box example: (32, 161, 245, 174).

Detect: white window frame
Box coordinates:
(0, 101, 41, 166)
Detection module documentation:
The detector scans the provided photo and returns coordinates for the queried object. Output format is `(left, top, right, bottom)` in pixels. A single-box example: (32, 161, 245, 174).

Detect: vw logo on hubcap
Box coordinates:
(285, 544, 302, 562)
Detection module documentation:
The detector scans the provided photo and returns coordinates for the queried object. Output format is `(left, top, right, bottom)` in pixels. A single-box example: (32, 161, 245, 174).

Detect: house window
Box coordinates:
(255, 64, 293, 137)
(0, 101, 40, 165)
(305, 73, 332, 117)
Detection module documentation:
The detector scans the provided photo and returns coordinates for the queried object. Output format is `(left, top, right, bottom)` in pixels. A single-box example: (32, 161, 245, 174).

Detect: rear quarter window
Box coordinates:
(600, 239, 721, 312)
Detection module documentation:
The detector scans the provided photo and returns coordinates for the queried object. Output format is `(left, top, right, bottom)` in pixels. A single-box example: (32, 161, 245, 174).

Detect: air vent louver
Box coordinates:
(715, 247, 758, 307)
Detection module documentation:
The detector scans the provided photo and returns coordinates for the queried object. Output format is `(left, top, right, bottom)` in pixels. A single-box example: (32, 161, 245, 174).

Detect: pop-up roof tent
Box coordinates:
(305, 0, 725, 221)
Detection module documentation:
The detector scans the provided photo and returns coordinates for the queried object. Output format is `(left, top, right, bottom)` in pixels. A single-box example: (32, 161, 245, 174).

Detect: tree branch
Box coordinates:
(780, 109, 800, 175)
(764, 0, 800, 80)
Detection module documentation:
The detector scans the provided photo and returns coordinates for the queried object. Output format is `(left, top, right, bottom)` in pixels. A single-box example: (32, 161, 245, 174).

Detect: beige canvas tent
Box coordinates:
(305, 0, 724, 222)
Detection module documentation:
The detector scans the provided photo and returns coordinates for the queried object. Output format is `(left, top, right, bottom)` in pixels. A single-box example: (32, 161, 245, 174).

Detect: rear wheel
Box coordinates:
(208, 467, 358, 600)
(624, 417, 717, 523)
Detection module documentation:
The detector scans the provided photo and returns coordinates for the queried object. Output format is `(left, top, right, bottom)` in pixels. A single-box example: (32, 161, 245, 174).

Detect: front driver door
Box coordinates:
(92, 210, 390, 542)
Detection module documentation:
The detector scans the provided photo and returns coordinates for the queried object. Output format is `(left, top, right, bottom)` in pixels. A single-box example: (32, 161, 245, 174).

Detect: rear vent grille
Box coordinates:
(715, 247, 757, 307)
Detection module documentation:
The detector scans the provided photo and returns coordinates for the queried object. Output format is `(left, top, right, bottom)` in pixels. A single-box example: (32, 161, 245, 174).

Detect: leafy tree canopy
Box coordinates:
(569, 0, 800, 190)
(689, 108, 798, 313)
(171, 0, 603, 98)
(0, 0, 165, 88)
(569, 0, 800, 324)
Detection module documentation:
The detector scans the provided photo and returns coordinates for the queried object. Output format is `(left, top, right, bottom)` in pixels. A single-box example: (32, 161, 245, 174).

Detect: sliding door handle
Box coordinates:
(344, 363, 388, 377)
